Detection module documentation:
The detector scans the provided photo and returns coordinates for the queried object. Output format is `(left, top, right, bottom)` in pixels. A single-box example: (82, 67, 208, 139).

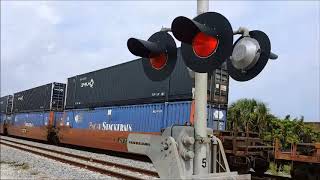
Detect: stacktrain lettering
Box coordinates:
(89, 122, 132, 131)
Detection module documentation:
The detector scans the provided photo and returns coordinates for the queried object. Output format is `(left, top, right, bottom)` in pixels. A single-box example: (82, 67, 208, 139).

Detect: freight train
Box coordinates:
(0, 52, 270, 174)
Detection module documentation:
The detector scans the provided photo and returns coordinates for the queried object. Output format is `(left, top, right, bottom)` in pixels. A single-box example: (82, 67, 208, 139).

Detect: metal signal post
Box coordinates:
(194, 0, 209, 175)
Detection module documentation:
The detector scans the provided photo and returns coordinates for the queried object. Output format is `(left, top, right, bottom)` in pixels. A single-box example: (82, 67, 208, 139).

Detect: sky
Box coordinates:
(1, 1, 319, 122)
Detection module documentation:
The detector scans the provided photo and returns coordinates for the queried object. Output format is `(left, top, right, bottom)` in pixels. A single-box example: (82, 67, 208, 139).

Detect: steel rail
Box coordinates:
(0, 139, 157, 180)
(0, 137, 158, 178)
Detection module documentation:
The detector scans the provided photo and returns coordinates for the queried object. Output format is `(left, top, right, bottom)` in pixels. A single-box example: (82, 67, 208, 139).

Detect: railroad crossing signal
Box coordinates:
(127, 31, 177, 81)
(171, 12, 234, 73)
(227, 30, 275, 81)
(127, 12, 277, 82)
(127, 10, 278, 179)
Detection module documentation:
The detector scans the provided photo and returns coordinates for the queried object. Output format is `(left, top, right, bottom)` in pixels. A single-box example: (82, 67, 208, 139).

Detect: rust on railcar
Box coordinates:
(48, 111, 55, 126)
(57, 127, 159, 152)
(275, 139, 320, 163)
(214, 130, 273, 157)
(6, 125, 48, 141)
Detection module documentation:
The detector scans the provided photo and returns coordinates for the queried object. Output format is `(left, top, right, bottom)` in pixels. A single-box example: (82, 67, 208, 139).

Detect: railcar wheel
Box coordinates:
(252, 156, 269, 176)
(48, 131, 60, 145)
(228, 156, 251, 174)
(3, 127, 8, 136)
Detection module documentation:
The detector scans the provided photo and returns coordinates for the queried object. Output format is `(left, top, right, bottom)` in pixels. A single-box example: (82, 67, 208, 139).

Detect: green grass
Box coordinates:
(269, 162, 277, 174)
(283, 164, 291, 174)
(268, 162, 291, 176)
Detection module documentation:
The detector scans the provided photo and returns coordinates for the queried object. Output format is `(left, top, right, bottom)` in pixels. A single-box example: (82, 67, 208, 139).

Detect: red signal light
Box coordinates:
(150, 53, 168, 70)
(192, 32, 219, 58)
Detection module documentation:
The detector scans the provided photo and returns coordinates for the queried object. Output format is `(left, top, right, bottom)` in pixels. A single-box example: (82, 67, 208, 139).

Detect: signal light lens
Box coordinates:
(150, 53, 167, 70)
(192, 32, 219, 58)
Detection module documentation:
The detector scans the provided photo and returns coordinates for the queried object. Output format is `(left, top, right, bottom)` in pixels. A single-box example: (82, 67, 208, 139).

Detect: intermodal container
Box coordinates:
(65, 50, 219, 109)
(0, 95, 13, 114)
(0, 114, 6, 125)
(13, 82, 66, 113)
(0, 114, 4, 134)
(12, 112, 50, 127)
(58, 101, 227, 132)
(65, 60, 170, 109)
(1, 114, 12, 125)
(167, 52, 194, 101)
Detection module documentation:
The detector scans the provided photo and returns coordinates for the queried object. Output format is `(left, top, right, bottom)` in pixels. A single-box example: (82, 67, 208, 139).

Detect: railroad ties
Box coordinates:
(0, 136, 159, 179)
(1, 136, 295, 179)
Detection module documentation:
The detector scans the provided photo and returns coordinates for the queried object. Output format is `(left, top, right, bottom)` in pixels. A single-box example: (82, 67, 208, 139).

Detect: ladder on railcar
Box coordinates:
(51, 83, 65, 111)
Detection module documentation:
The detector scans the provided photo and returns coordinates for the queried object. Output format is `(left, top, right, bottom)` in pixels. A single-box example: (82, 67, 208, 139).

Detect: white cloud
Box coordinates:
(1, 1, 319, 121)
(36, 3, 61, 25)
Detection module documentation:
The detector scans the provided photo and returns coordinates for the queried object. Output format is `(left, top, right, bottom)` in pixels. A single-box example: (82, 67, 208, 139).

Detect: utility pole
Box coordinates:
(194, 0, 209, 175)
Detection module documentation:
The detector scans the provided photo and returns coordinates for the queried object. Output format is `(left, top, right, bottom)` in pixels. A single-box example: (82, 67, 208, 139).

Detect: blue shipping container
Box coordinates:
(13, 112, 50, 127)
(59, 101, 226, 132)
(1, 114, 13, 124)
(0, 114, 5, 124)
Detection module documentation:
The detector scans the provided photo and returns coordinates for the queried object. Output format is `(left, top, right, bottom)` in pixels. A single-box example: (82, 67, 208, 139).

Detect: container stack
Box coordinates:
(63, 51, 228, 131)
(0, 95, 13, 114)
(13, 82, 66, 113)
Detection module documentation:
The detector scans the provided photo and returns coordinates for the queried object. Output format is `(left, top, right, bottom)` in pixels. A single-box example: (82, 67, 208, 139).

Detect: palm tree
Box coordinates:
(254, 102, 269, 136)
(228, 99, 242, 131)
(227, 98, 271, 135)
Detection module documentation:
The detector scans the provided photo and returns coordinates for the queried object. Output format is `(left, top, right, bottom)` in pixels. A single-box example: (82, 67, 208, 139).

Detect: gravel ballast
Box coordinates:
(0, 144, 115, 179)
(1, 136, 155, 171)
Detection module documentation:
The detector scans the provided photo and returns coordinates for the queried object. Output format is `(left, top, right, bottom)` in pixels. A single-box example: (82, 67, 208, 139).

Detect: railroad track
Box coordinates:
(0, 137, 159, 180)
(0, 137, 293, 180)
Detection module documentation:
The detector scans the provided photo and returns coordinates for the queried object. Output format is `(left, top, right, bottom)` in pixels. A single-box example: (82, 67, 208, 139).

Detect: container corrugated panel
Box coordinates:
(1, 114, 12, 124)
(163, 101, 192, 127)
(0, 114, 6, 124)
(168, 49, 218, 102)
(63, 103, 164, 132)
(13, 82, 65, 113)
(0, 95, 13, 114)
(65, 60, 170, 109)
(54, 112, 64, 127)
(65, 78, 76, 109)
(168, 51, 194, 101)
(59, 101, 226, 132)
(13, 112, 49, 127)
(65, 50, 224, 109)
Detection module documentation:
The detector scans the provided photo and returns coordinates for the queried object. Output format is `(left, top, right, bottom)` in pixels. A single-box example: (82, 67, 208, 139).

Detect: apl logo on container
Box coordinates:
(17, 96, 24, 101)
(80, 78, 95, 88)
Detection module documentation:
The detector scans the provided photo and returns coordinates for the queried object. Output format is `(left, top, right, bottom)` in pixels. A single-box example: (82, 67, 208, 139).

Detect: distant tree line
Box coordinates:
(226, 98, 320, 146)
